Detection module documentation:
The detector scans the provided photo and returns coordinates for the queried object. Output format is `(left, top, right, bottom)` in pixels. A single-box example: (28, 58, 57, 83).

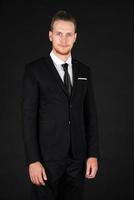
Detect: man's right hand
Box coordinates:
(29, 161, 47, 186)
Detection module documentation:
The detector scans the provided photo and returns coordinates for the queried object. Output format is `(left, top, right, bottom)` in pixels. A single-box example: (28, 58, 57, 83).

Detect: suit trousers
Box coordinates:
(30, 149, 86, 200)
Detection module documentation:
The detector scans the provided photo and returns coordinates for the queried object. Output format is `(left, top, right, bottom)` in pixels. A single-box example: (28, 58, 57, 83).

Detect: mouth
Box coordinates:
(59, 45, 69, 48)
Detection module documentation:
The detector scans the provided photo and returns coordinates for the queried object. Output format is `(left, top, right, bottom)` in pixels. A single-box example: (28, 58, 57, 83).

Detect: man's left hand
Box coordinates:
(85, 157, 98, 179)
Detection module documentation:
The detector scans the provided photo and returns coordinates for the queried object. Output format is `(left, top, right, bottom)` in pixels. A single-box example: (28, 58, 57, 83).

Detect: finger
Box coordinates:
(29, 172, 36, 184)
(85, 164, 91, 176)
(38, 174, 45, 186)
(89, 169, 95, 178)
(30, 176, 35, 184)
(30, 175, 37, 184)
(32, 173, 41, 185)
(35, 176, 41, 185)
(85, 165, 93, 178)
(87, 168, 97, 178)
(42, 168, 47, 181)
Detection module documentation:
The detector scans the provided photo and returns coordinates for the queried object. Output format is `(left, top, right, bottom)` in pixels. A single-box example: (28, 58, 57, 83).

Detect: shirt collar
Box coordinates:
(50, 50, 72, 66)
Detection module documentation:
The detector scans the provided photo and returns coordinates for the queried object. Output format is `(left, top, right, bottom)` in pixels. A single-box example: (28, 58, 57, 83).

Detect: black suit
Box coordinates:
(21, 55, 99, 200)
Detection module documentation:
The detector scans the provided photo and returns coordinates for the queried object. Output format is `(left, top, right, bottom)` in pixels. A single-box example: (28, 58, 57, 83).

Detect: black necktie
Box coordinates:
(61, 63, 72, 97)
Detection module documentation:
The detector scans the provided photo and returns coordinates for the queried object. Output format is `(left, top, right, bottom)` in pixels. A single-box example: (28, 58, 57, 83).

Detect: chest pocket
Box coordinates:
(77, 78, 88, 89)
(75, 77, 88, 100)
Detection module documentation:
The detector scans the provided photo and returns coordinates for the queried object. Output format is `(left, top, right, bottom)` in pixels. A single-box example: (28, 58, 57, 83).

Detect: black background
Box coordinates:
(0, 1, 134, 200)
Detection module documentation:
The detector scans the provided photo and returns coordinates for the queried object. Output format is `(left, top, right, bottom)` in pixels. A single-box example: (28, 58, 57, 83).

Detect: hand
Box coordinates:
(29, 161, 47, 186)
(85, 157, 98, 179)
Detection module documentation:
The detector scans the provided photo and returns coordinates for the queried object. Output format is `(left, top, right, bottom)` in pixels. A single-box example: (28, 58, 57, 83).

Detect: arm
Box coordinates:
(84, 67, 99, 178)
(21, 64, 48, 185)
(84, 67, 99, 159)
(21, 64, 41, 166)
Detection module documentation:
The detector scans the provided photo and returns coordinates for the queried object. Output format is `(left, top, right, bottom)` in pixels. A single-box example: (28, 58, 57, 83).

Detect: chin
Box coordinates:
(56, 48, 70, 55)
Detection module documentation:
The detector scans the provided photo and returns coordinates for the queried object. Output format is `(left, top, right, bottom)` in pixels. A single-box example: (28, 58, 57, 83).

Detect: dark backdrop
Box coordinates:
(0, 1, 134, 200)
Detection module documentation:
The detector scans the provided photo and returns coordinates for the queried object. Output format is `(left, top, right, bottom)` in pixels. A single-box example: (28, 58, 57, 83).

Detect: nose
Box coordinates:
(60, 35, 67, 43)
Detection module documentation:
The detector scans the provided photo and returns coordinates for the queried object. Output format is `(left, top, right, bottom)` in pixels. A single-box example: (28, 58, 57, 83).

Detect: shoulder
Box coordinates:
(73, 58, 92, 73)
(25, 57, 45, 71)
(23, 57, 47, 81)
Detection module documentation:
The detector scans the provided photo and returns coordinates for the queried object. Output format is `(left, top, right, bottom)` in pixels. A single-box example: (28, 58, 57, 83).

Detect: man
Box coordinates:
(22, 10, 99, 200)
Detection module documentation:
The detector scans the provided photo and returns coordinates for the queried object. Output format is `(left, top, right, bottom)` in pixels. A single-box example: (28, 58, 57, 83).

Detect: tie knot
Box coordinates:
(61, 63, 68, 71)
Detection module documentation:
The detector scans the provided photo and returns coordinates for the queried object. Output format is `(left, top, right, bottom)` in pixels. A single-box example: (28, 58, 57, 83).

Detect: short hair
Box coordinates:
(50, 10, 77, 33)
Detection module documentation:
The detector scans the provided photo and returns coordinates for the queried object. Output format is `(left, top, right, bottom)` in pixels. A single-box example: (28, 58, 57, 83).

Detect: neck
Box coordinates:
(52, 49, 71, 62)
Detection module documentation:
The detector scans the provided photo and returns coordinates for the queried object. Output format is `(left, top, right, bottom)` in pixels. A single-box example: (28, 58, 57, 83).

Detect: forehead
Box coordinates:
(52, 20, 75, 32)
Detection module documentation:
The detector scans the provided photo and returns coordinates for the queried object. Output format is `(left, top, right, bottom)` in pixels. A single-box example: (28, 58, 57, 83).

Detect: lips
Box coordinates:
(59, 45, 68, 48)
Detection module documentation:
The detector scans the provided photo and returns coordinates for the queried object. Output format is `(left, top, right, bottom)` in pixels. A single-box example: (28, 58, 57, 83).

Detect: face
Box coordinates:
(49, 20, 77, 56)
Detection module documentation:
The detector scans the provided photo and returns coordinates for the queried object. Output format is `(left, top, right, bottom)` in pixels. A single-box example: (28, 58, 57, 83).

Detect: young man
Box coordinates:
(22, 10, 99, 200)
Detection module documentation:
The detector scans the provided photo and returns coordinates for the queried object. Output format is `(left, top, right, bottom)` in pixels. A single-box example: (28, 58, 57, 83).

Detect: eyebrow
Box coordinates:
(55, 31, 74, 34)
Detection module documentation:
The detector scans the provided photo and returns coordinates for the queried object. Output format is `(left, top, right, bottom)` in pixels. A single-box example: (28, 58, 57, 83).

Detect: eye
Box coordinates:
(67, 33, 73, 37)
(56, 32, 61, 36)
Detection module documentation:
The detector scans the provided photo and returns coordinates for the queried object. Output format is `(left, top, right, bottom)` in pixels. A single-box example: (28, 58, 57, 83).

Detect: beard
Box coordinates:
(53, 46, 71, 56)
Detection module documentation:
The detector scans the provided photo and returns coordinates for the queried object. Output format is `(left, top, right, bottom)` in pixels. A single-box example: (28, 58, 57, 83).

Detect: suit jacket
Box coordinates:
(21, 55, 99, 165)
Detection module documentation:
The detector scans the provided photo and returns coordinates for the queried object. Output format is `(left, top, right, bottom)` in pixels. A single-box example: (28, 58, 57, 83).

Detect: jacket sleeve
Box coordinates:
(21, 64, 41, 166)
(84, 67, 99, 159)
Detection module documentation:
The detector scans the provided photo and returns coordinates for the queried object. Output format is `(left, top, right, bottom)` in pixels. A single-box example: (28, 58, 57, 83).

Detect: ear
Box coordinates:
(74, 32, 77, 43)
(49, 31, 52, 42)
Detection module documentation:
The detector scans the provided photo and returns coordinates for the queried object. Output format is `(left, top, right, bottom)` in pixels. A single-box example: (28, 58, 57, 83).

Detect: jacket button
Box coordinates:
(70, 104, 72, 108)
(69, 121, 71, 124)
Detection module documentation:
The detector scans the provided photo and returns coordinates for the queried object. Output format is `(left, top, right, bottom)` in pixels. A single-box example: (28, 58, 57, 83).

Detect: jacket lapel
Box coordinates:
(45, 56, 78, 100)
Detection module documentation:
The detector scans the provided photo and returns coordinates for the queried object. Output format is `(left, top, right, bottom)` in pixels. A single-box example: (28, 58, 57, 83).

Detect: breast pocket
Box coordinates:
(75, 79, 87, 101)
(77, 79, 87, 90)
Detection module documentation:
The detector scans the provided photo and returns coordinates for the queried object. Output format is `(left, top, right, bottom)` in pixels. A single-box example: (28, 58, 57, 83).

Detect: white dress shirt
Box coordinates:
(50, 51, 73, 86)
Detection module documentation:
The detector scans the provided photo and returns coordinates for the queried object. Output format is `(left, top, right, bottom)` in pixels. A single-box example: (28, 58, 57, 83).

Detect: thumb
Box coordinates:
(86, 164, 91, 176)
(42, 167, 47, 180)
